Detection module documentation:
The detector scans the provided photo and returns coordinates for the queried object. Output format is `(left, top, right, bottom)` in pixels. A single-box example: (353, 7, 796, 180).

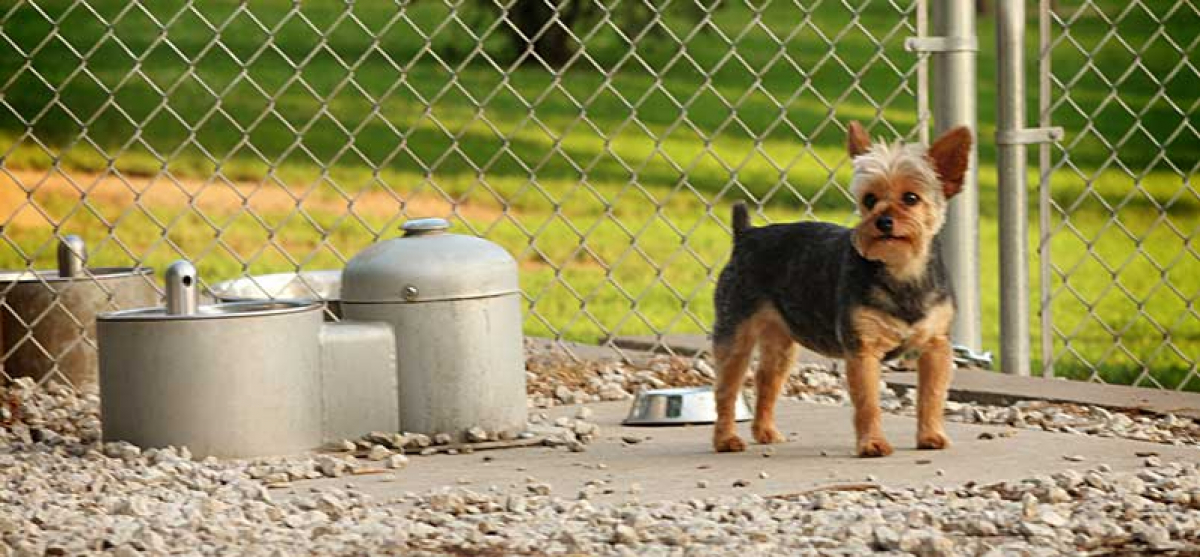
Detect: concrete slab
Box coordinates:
(888, 368, 1200, 420)
(275, 398, 1199, 504)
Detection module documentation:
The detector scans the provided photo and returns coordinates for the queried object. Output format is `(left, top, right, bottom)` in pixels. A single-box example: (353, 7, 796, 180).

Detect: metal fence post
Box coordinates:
(931, 0, 981, 352)
(996, 0, 1031, 376)
(1037, 0, 1056, 379)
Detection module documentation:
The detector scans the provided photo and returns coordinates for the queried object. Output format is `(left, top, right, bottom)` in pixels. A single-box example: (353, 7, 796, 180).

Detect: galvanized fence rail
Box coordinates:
(0, 0, 1195, 392)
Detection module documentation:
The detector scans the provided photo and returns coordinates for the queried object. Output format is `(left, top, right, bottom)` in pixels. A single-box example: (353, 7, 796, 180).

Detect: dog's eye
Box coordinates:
(862, 193, 877, 209)
(902, 192, 920, 206)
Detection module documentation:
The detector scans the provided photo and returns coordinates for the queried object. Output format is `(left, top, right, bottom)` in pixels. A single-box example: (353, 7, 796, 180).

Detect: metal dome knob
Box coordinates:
(401, 218, 450, 237)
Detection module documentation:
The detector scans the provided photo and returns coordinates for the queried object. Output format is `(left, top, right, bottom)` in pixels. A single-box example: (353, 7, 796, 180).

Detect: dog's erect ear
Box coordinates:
(847, 121, 872, 158)
(927, 126, 973, 199)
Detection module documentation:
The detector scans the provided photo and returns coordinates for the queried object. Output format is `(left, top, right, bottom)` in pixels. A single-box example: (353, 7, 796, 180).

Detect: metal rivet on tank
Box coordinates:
(57, 235, 87, 278)
(401, 217, 450, 237)
(402, 285, 419, 301)
(165, 260, 199, 316)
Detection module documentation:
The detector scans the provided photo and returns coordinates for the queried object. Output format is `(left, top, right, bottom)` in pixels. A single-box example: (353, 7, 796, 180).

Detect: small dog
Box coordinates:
(711, 121, 972, 457)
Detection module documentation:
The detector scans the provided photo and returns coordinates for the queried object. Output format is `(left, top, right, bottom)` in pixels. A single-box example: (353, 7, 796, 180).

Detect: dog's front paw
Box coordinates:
(917, 431, 950, 450)
(752, 423, 787, 445)
(857, 436, 894, 458)
(714, 434, 748, 453)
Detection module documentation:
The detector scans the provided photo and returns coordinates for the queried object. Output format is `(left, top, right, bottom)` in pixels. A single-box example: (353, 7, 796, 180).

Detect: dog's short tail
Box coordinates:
(731, 201, 751, 238)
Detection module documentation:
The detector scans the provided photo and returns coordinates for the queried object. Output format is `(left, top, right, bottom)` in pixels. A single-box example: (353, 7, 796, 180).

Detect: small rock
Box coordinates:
(621, 435, 644, 444)
(613, 524, 639, 544)
(367, 445, 391, 461)
(387, 454, 409, 469)
(733, 479, 750, 488)
(1063, 454, 1086, 462)
(323, 439, 356, 452)
(316, 456, 349, 478)
(696, 480, 709, 488)
(465, 427, 488, 443)
(527, 483, 551, 496)
(575, 407, 594, 420)
(872, 526, 900, 550)
(1046, 487, 1071, 503)
(1038, 508, 1069, 527)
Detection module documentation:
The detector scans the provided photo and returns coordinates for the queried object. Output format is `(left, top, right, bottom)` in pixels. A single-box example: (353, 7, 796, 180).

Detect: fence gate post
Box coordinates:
(996, 0, 1031, 375)
(927, 0, 981, 353)
(996, 0, 1064, 375)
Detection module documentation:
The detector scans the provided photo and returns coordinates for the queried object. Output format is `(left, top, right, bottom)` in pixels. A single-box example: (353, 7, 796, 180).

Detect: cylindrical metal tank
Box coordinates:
(98, 262, 325, 458)
(1, 236, 156, 388)
(341, 218, 526, 439)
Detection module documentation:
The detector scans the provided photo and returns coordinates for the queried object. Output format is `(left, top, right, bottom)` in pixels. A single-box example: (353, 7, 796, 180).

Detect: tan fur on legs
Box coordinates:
(751, 312, 796, 445)
(916, 335, 953, 450)
(713, 322, 755, 453)
(846, 353, 893, 457)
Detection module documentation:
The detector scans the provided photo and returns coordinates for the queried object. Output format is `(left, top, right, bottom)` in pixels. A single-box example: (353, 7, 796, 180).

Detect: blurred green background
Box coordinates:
(0, 0, 1195, 386)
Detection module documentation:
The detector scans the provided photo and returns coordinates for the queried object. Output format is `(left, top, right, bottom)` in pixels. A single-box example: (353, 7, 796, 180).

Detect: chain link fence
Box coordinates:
(0, 0, 1195, 391)
(0, 0, 928, 389)
(1037, 0, 1199, 389)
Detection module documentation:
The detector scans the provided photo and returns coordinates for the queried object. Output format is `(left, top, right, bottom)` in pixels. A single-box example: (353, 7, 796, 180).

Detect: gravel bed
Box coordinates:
(2, 345, 1199, 555)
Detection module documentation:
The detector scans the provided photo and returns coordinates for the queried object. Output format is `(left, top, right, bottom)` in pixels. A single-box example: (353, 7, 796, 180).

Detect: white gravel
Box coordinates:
(3, 346, 1200, 555)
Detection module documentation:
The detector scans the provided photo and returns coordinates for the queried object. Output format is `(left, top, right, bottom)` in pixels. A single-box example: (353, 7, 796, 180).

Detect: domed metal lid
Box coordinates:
(341, 218, 519, 303)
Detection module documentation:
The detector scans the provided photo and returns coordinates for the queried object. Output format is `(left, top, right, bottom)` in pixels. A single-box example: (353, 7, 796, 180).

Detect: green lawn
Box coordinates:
(1, 0, 1196, 387)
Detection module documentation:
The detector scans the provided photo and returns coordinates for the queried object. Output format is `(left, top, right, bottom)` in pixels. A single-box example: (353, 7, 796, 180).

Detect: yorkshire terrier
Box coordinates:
(711, 121, 972, 457)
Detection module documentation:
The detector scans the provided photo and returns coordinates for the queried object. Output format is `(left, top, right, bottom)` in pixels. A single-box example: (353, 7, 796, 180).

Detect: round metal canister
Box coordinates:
(97, 300, 325, 458)
(1, 237, 156, 388)
(209, 270, 343, 319)
(341, 218, 525, 439)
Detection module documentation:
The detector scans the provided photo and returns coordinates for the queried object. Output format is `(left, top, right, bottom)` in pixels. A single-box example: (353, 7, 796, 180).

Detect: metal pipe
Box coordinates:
(996, 0, 1031, 375)
(916, 0, 930, 145)
(931, 0, 981, 351)
(57, 235, 86, 278)
(1038, 0, 1055, 378)
(165, 260, 199, 316)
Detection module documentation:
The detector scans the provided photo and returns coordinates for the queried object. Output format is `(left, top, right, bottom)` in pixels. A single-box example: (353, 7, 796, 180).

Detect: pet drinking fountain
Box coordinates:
(98, 261, 397, 458)
(342, 218, 526, 441)
(1, 236, 156, 388)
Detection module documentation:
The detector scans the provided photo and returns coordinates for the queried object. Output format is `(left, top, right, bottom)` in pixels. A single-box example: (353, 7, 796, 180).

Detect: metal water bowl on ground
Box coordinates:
(99, 262, 397, 458)
(1, 236, 156, 388)
(209, 270, 342, 319)
(623, 386, 752, 426)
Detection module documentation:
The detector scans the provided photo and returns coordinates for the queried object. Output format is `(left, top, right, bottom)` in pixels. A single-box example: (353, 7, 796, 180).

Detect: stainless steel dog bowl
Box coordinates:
(209, 270, 341, 317)
(622, 386, 752, 426)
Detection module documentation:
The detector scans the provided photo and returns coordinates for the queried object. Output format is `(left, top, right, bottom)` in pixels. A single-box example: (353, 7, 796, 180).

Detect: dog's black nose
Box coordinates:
(875, 214, 894, 234)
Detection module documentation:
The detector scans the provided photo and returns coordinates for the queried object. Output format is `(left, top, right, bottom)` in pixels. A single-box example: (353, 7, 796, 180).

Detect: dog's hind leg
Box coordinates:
(752, 310, 795, 445)
(713, 321, 755, 453)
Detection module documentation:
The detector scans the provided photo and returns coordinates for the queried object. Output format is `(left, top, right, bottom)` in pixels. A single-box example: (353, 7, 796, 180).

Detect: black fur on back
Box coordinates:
(712, 219, 955, 359)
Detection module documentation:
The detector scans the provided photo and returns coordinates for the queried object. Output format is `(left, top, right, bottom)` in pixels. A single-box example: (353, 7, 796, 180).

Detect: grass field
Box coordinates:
(0, 0, 1196, 386)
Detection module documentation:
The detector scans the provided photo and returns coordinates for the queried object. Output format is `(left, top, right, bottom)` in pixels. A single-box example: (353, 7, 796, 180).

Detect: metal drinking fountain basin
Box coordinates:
(98, 261, 397, 458)
(1, 236, 156, 388)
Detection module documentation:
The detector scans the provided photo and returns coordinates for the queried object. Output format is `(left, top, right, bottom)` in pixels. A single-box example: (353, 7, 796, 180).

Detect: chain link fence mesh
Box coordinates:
(0, 0, 928, 389)
(1, 0, 1194, 392)
(1038, 0, 1199, 389)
